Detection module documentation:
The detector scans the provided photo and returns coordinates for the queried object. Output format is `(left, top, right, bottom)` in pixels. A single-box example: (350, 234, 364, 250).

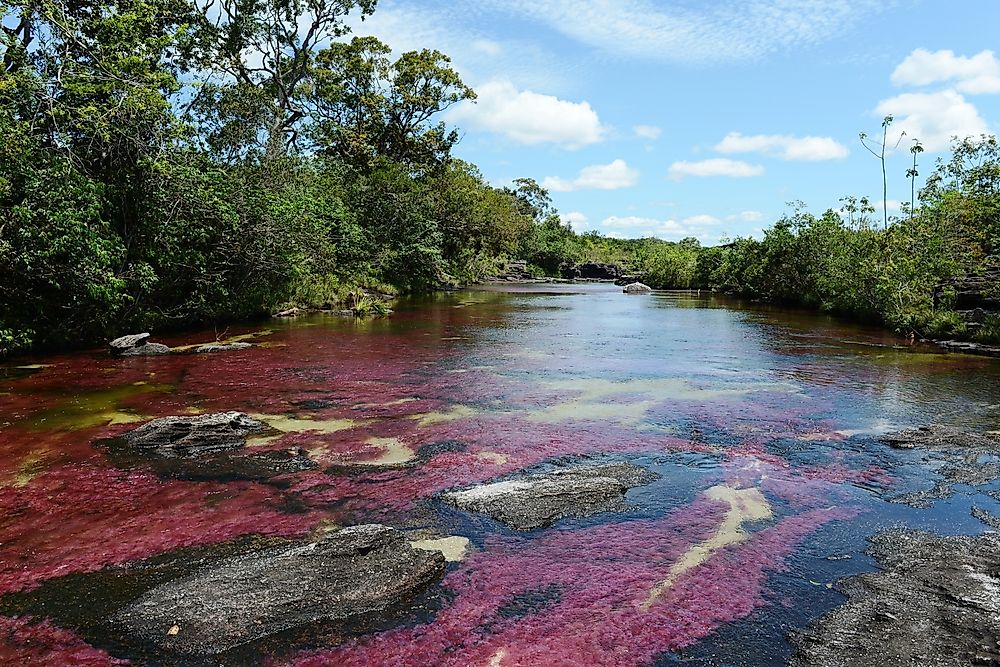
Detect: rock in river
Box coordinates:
(791, 529, 1000, 666)
(109, 332, 171, 356)
(442, 463, 658, 530)
(879, 424, 1000, 507)
(623, 282, 652, 294)
(119, 412, 264, 457)
(111, 525, 446, 657)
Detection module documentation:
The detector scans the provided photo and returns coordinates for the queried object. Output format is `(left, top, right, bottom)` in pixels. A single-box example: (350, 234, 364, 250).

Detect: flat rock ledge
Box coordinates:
(623, 282, 652, 294)
(879, 425, 1000, 507)
(120, 412, 264, 457)
(442, 463, 658, 530)
(111, 525, 446, 657)
(791, 529, 1000, 666)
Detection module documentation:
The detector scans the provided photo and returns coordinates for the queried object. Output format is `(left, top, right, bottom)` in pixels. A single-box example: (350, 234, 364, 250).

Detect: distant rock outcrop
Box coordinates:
(561, 262, 623, 280)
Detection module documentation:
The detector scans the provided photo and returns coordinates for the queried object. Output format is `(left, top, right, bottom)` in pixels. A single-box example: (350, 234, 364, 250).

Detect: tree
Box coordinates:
(860, 115, 904, 229)
(310, 35, 474, 169)
(191, 0, 378, 160)
(907, 139, 924, 224)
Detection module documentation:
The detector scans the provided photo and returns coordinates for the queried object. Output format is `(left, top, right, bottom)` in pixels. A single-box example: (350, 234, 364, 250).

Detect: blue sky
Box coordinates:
(348, 0, 1000, 245)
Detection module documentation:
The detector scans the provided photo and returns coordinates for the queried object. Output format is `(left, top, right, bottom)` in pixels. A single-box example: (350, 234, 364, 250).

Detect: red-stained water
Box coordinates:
(1, 285, 999, 666)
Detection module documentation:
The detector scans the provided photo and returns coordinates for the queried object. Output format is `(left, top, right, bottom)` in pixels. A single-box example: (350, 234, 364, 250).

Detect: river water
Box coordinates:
(2, 284, 999, 665)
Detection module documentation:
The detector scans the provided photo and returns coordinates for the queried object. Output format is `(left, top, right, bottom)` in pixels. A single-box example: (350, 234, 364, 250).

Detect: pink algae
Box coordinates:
(0, 616, 127, 666)
(289, 497, 858, 667)
(0, 463, 319, 594)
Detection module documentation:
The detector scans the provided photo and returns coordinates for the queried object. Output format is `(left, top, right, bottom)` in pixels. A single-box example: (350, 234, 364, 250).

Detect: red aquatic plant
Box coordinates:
(0, 616, 127, 666)
(0, 464, 320, 594)
(289, 495, 858, 667)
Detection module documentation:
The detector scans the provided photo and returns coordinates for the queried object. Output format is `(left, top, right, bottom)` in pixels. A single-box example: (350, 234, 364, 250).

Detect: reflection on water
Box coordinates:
(1, 284, 999, 666)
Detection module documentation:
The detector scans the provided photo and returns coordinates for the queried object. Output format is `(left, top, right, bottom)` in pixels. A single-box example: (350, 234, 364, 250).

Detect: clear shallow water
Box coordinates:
(2, 284, 999, 665)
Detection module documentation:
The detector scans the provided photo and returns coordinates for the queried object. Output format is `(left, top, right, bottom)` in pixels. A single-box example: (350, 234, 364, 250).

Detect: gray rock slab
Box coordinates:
(111, 525, 446, 656)
(442, 463, 657, 530)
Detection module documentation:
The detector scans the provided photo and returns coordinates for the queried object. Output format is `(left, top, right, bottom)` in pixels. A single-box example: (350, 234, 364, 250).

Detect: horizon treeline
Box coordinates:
(2, 0, 999, 355)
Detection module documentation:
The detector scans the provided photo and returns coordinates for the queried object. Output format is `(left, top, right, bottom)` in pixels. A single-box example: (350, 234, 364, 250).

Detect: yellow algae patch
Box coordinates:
(16, 364, 53, 370)
(3, 450, 49, 488)
(486, 648, 507, 667)
(246, 413, 364, 446)
(182, 406, 204, 415)
(476, 451, 510, 465)
(641, 485, 772, 610)
(525, 378, 796, 427)
(249, 413, 361, 434)
(408, 404, 479, 427)
(331, 437, 416, 467)
(170, 329, 274, 352)
(409, 536, 471, 562)
(24, 383, 169, 431)
(353, 397, 419, 410)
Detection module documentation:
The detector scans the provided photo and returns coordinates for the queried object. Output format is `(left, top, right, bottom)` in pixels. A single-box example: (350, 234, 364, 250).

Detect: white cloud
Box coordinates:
(633, 125, 662, 140)
(542, 159, 639, 192)
(874, 89, 991, 152)
(728, 210, 765, 222)
(667, 159, 764, 179)
(482, 0, 885, 63)
(715, 132, 849, 160)
(449, 80, 606, 149)
(471, 39, 503, 56)
(682, 214, 721, 226)
(601, 215, 719, 242)
(561, 211, 591, 231)
(892, 48, 1000, 95)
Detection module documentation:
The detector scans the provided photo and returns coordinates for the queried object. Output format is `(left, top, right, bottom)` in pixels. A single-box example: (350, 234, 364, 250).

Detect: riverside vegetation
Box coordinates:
(2, 0, 999, 355)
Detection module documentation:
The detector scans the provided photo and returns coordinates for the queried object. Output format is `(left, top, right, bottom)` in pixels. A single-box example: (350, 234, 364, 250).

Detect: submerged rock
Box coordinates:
(111, 525, 446, 657)
(193, 342, 253, 353)
(623, 282, 652, 294)
(880, 424, 1000, 507)
(442, 463, 658, 530)
(882, 424, 1000, 451)
(119, 412, 264, 457)
(791, 530, 1000, 666)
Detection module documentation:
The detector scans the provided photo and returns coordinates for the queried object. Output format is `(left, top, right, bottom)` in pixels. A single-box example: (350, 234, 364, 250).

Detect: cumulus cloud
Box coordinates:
(561, 211, 591, 231)
(892, 48, 1000, 95)
(449, 80, 606, 149)
(728, 211, 765, 222)
(667, 159, 764, 179)
(482, 0, 885, 63)
(601, 215, 719, 242)
(874, 89, 990, 151)
(715, 132, 849, 160)
(633, 125, 662, 140)
(542, 159, 639, 192)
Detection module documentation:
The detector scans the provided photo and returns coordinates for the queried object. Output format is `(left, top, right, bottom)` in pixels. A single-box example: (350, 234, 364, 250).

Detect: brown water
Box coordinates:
(2, 284, 998, 666)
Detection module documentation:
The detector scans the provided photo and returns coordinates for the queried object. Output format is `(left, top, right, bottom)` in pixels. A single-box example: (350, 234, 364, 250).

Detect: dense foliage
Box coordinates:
(1, 0, 997, 354)
(0, 0, 568, 352)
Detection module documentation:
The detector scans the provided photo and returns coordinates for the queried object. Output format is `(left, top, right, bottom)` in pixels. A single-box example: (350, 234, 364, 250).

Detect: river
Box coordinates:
(2, 283, 998, 665)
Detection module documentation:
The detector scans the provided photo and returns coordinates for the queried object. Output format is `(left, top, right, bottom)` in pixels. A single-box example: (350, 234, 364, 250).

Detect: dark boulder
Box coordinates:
(441, 463, 658, 530)
(119, 412, 264, 457)
(561, 262, 623, 280)
(111, 525, 446, 657)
